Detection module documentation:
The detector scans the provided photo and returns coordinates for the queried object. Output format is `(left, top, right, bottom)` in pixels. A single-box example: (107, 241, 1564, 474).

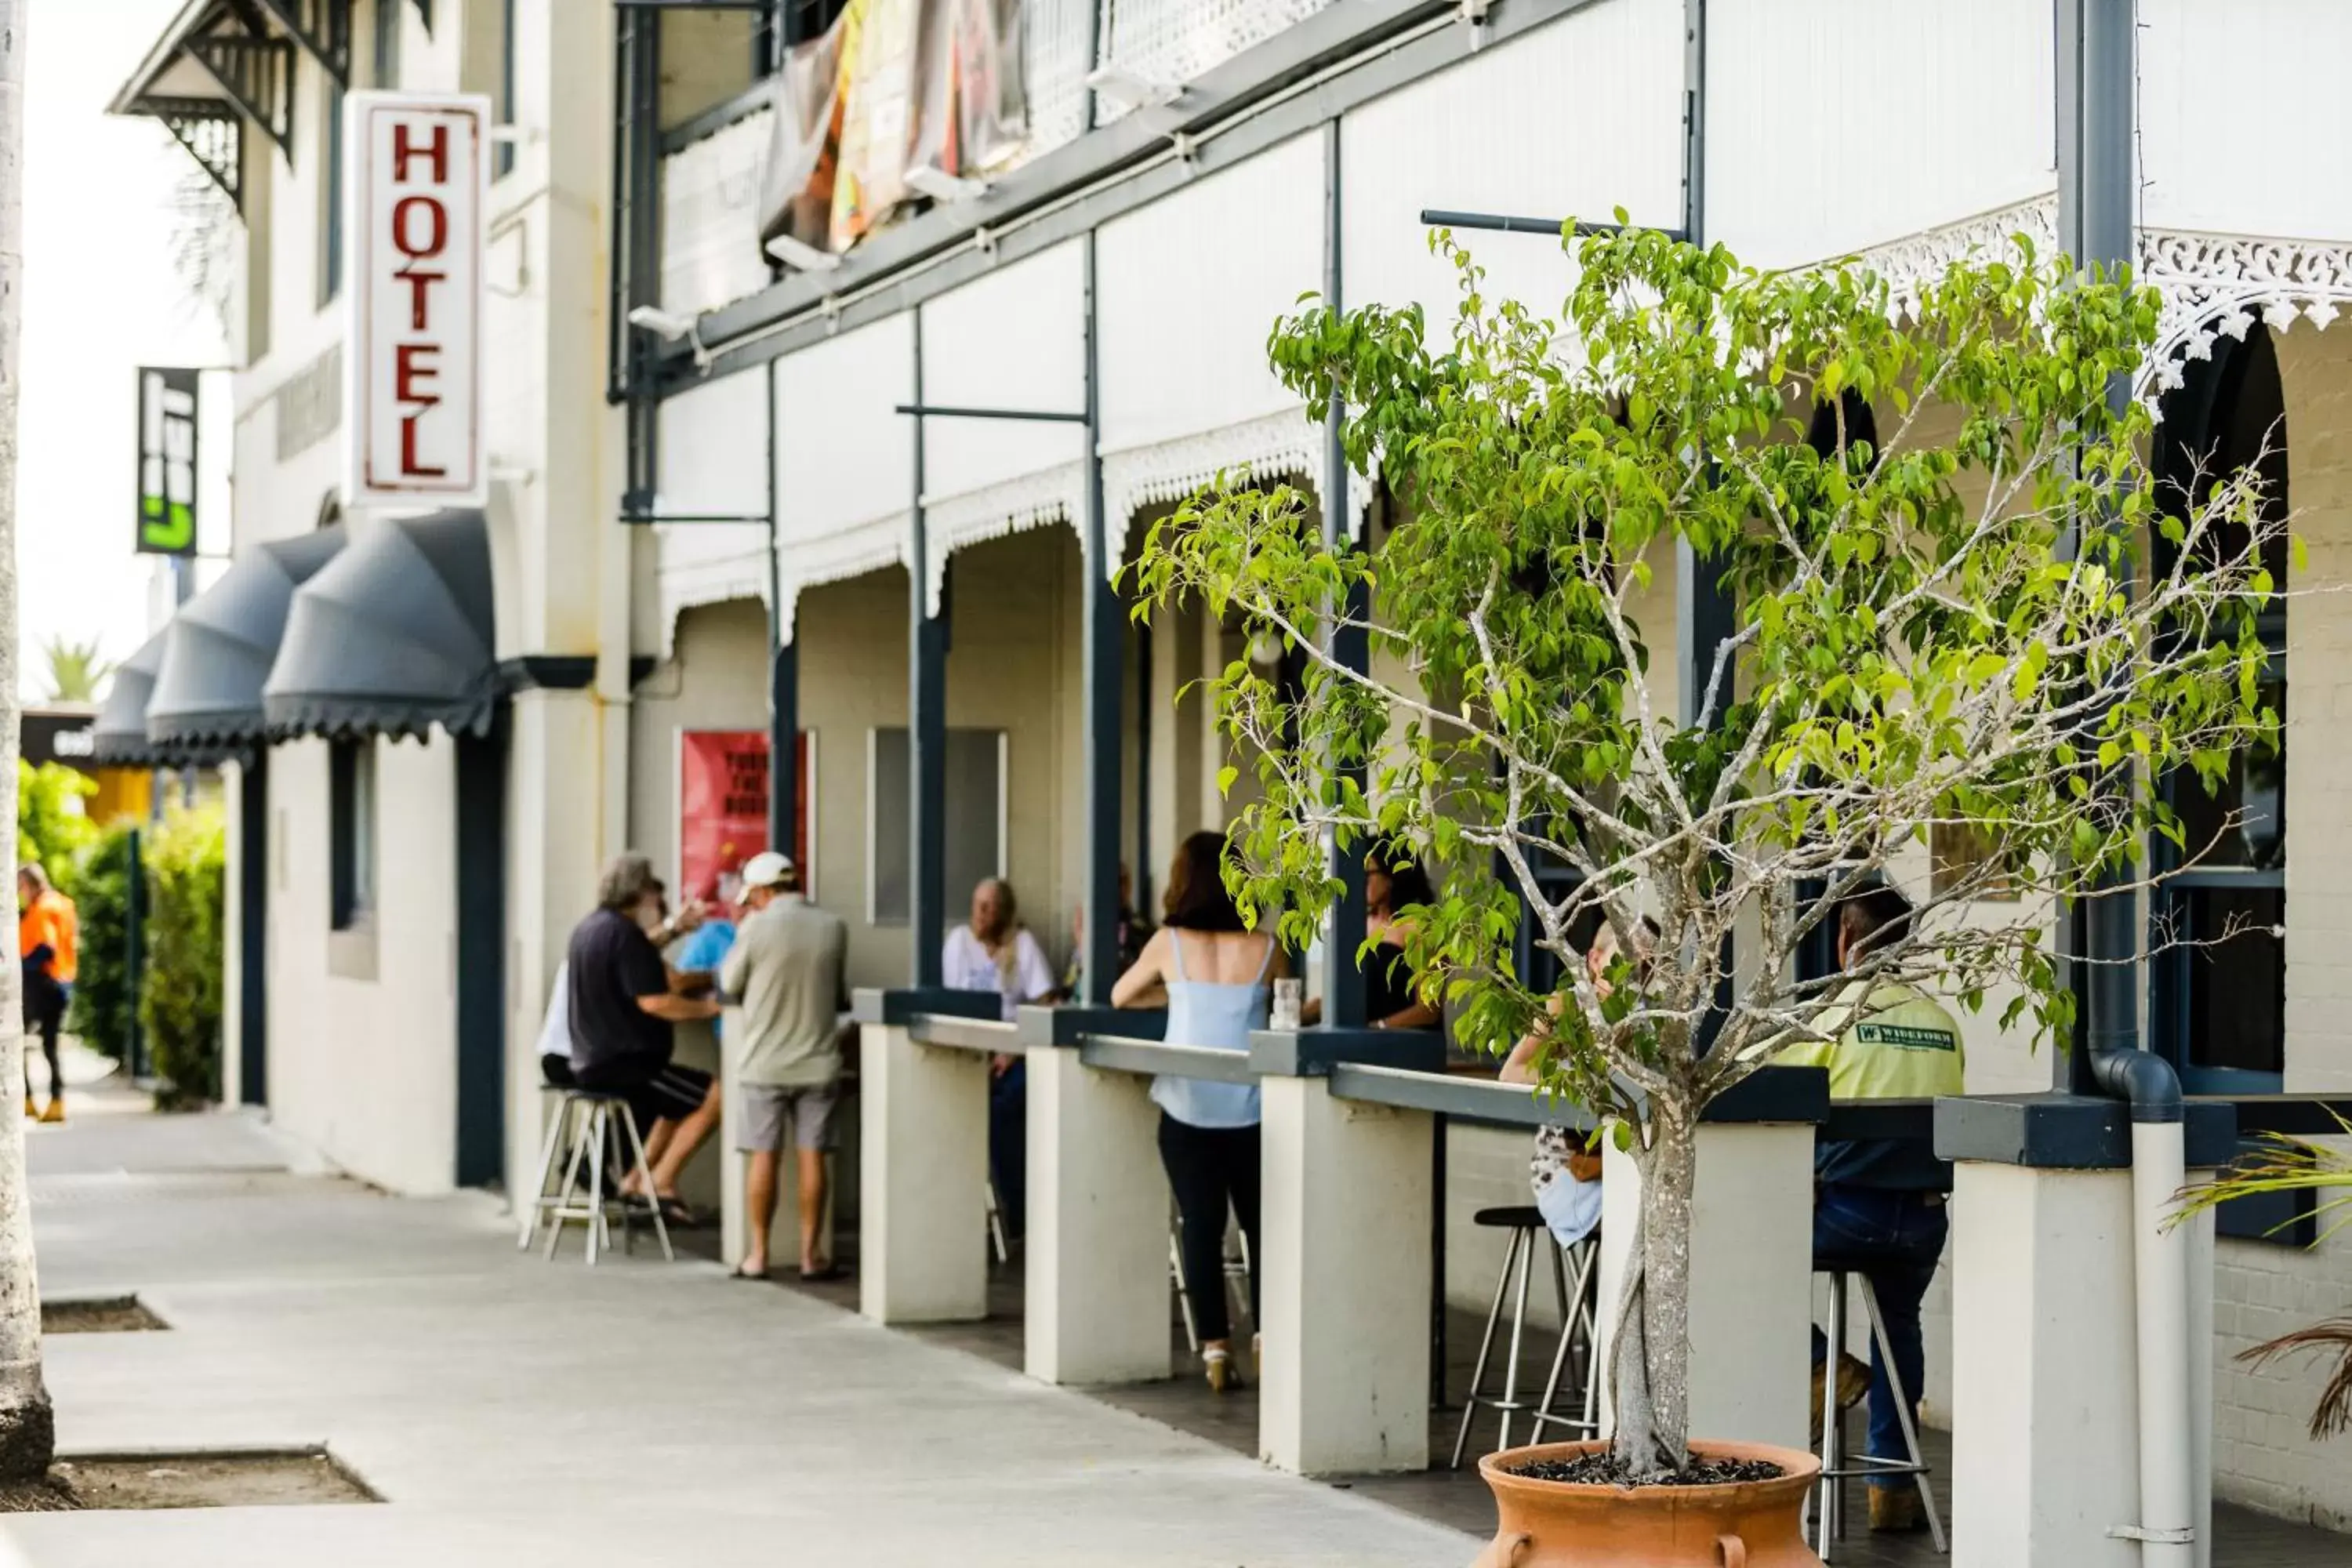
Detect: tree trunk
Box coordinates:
(0, 0, 50, 1485)
(1608, 1112, 1696, 1476)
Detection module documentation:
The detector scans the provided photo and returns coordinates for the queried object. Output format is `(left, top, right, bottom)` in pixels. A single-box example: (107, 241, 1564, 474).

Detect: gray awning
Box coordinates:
(263, 510, 499, 742)
(91, 632, 180, 766)
(147, 528, 346, 751)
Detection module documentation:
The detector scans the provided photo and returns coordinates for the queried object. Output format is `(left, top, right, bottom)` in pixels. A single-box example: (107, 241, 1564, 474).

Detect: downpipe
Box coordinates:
(2089, 1049, 2198, 1568)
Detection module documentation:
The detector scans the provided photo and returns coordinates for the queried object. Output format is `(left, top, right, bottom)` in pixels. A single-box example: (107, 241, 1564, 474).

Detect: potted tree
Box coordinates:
(1134, 223, 2285, 1563)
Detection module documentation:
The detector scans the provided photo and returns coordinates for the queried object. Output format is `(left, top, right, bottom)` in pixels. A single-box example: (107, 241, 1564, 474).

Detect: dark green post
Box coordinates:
(125, 827, 147, 1080)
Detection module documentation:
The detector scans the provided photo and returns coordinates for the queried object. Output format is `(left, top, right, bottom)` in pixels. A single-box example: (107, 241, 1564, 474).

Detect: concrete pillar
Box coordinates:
(1947, 1161, 2140, 1568)
(858, 1019, 989, 1323)
(1258, 1073, 1434, 1475)
(1024, 1044, 1170, 1384)
(1596, 1121, 1817, 1454)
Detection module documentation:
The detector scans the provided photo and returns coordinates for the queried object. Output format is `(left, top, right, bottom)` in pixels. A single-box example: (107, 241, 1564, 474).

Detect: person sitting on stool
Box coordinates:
(1775, 884, 1965, 1534)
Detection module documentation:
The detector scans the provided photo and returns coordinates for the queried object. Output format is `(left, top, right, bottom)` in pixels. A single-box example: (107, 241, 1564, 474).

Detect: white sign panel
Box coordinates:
(344, 91, 490, 507)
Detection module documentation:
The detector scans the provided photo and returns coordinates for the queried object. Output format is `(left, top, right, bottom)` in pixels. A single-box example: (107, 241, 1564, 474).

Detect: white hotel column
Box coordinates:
(1936, 1095, 2233, 1568)
(1595, 1069, 1826, 1454)
(1256, 1031, 1440, 1476)
(1019, 1007, 1171, 1386)
(853, 989, 999, 1324)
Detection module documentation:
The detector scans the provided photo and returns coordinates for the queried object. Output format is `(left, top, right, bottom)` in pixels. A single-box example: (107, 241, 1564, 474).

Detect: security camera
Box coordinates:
(765, 234, 842, 272)
(1084, 64, 1181, 109)
(626, 306, 697, 340)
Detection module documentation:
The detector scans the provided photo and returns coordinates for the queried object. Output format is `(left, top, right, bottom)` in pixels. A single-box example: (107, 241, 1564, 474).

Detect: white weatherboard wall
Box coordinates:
(2139, 0, 2352, 241)
(655, 369, 771, 651)
(1705, 0, 2054, 267)
(920, 240, 1087, 581)
(1096, 130, 1324, 519)
(266, 736, 461, 1195)
(1341, 0, 1683, 331)
(775, 314, 915, 618)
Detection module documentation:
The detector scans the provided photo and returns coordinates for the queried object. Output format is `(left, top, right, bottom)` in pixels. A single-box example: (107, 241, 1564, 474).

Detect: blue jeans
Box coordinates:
(1810, 1184, 1947, 1488)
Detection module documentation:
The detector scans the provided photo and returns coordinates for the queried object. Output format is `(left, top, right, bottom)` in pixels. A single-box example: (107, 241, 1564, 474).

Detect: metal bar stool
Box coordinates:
(1529, 1234, 1603, 1443)
(1171, 1210, 1253, 1354)
(1813, 1261, 1946, 1558)
(532, 1089, 673, 1265)
(1453, 1206, 1588, 1466)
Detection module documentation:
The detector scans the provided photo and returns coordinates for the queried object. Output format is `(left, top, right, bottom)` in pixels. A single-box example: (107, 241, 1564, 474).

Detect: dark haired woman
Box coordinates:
(1111, 829, 1293, 1392)
(1303, 844, 1442, 1030)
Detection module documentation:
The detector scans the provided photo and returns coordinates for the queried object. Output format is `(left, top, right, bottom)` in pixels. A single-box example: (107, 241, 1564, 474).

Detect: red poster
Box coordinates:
(680, 730, 813, 908)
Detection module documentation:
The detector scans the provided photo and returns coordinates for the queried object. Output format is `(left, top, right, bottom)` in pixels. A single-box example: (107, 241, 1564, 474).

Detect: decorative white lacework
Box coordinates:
(1099, 405, 1371, 580)
(2136, 229, 2352, 399)
(777, 512, 912, 643)
(922, 460, 1088, 617)
(655, 522, 771, 659)
(1831, 195, 2352, 411)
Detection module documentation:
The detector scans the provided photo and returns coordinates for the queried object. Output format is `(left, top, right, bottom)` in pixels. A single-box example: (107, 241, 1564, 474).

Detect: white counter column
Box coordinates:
(855, 989, 1001, 1324)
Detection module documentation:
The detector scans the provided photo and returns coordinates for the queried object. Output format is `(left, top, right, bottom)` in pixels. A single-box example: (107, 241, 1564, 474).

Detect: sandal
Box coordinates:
(655, 1197, 700, 1229)
(728, 1262, 770, 1282)
(798, 1262, 845, 1283)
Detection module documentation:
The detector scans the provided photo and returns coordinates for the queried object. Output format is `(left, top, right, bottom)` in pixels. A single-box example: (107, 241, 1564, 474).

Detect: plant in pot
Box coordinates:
(1133, 221, 2282, 1564)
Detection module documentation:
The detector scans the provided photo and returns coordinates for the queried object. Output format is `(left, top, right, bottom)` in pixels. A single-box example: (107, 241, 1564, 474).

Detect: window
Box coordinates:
(494, 0, 517, 180)
(373, 0, 402, 88)
(868, 728, 1005, 925)
(2151, 327, 2288, 1092)
(330, 739, 377, 929)
(318, 76, 345, 307)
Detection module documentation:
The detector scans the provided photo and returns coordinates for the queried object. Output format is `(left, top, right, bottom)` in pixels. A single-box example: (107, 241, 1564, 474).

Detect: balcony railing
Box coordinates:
(644, 0, 1345, 325)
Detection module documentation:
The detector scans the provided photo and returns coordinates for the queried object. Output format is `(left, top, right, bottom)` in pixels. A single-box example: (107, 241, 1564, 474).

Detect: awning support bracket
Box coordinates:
(248, 0, 353, 86)
(183, 31, 297, 162)
(147, 96, 244, 210)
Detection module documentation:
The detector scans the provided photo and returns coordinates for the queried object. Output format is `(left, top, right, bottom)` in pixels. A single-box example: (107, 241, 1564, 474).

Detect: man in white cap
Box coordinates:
(718, 851, 850, 1280)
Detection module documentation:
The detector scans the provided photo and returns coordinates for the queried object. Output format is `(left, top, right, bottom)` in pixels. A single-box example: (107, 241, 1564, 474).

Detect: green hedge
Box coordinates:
(64, 825, 137, 1065)
(140, 808, 225, 1106)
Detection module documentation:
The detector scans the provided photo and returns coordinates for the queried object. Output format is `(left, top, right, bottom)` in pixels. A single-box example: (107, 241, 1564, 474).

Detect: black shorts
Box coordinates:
(576, 1062, 713, 1132)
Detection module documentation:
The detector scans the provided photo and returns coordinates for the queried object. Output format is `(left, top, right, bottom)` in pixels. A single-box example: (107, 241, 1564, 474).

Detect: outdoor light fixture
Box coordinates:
(626, 305, 697, 340)
(765, 234, 843, 272)
(905, 165, 989, 204)
(1084, 63, 1181, 109)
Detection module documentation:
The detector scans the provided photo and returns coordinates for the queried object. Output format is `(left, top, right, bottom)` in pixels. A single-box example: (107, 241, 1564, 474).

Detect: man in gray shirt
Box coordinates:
(720, 851, 850, 1280)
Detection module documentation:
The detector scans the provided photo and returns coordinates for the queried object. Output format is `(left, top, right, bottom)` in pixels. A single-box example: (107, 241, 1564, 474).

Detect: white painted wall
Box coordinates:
(1705, 0, 2055, 268)
(2140, 0, 2352, 242)
(265, 735, 460, 1194)
(1341, 0, 1684, 332)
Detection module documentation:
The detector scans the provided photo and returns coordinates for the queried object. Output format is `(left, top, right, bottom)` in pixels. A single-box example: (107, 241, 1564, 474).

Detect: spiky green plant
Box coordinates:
(2180, 1119, 2352, 1440)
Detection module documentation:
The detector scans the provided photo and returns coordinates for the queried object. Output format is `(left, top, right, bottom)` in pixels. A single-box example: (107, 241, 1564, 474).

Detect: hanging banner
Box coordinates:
(679, 729, 815, 907)
(344, 91, 491, 508)
(759, 10, 850, 253)
(829, 0, 925, 250)
(134, 366, 200, 556)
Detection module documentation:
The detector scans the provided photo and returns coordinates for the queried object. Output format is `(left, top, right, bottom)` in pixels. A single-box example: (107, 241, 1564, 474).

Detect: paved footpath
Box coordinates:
(1, 1070, 1475, 1568)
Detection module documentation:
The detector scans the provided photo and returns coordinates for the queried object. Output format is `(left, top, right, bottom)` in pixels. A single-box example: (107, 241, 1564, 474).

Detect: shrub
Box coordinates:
(65, 826, 137, 1065)
(17, 760, 96, 880)
(140, 808, 225, 1106)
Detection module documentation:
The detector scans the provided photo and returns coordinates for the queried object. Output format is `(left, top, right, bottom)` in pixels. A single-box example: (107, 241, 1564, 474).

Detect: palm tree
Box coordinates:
(2180, 1127, 2352, 1440)
(0, 0, 53, 1484)
(39, 634, 109, 704)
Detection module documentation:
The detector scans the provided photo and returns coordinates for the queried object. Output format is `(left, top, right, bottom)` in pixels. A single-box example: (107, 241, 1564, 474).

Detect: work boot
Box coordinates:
(20, 1094, 33, 1120)
(39, 1096, 64, 1124)
(1868, 1486, 1922, 1533)
(1809, 1352, 1871, 1444)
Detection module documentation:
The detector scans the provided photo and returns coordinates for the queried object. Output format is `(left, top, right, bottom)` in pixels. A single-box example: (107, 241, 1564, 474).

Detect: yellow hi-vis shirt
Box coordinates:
(1777, 981, 1966, 1189)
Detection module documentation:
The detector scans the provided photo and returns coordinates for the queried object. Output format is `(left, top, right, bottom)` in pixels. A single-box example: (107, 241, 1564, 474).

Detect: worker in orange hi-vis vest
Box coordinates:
(18, 862, 77, 1123)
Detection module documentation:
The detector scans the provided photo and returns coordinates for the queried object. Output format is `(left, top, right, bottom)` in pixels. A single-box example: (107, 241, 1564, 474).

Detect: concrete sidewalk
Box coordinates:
(2, 1073, 1477, 1567)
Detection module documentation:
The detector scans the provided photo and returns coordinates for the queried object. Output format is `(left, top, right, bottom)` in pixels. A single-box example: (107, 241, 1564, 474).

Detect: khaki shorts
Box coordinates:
(736, 1082, 840, 1153)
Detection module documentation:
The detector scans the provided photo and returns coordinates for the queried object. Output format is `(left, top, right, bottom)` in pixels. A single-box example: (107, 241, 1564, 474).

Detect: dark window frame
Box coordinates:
(318, 75, 346, 308)
(330, 739, 378, 930)
(2148, 327, 2289, 1096)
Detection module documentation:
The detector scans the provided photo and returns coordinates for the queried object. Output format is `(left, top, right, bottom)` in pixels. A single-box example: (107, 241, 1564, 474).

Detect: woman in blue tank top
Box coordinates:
(1112, 830, 1290, 1392)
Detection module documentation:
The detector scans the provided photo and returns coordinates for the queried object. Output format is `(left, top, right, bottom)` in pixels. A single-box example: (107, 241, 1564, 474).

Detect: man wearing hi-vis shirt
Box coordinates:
(1777, 883, 1965, 1534)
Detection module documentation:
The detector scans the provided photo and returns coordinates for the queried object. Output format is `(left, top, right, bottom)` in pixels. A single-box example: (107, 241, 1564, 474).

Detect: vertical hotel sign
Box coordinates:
(134, 367, 199, 555)
(344, 93, 490, 507)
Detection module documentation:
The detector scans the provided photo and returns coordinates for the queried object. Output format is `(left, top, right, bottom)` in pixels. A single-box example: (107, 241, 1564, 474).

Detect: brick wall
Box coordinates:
(2209, 321, 2352, 1528)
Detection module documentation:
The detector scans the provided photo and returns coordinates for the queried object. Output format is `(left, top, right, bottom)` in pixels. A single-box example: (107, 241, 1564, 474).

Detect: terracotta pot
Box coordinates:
(1474, 1439, 1825, 1568)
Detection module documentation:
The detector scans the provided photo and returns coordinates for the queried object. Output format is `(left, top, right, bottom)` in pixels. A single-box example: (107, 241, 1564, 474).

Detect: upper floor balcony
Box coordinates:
(617, 0, 1363, 394)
